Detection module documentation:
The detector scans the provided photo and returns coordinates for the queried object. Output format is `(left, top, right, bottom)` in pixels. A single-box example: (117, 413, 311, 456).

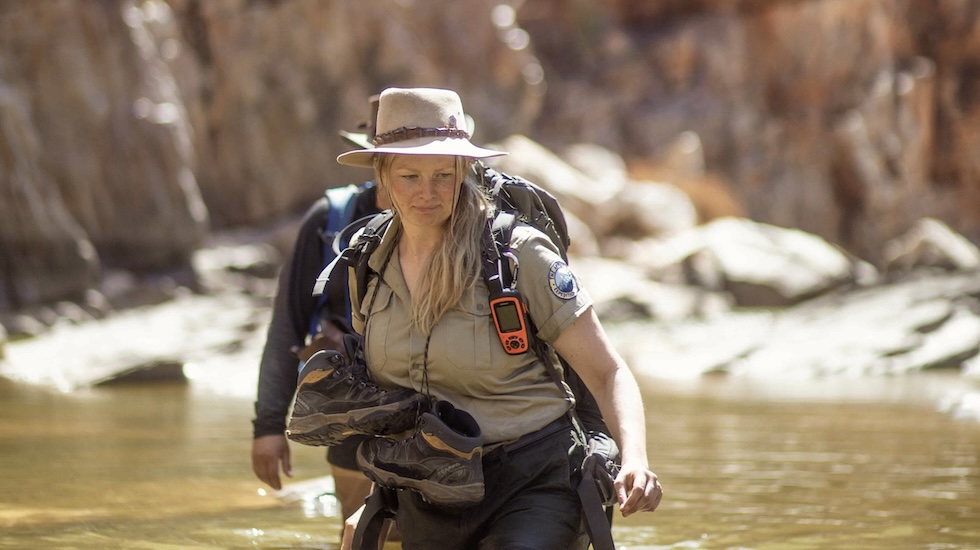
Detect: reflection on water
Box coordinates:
(634, 374, 980, 549)
(1, 366, 978, 548)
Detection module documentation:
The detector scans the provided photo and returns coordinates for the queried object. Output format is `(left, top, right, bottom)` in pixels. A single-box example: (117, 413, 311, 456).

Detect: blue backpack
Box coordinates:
(307, 181, 378, 339)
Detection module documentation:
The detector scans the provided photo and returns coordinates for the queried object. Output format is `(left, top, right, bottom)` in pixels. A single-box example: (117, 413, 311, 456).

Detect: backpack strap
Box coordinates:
(482, 213, 617, 550)
(307, 185, 362, 337)
(352, 485, 398, 550)
(480, 212, 517, 295)
(490, 212, 518, 288)
(312, 210, 395, 321)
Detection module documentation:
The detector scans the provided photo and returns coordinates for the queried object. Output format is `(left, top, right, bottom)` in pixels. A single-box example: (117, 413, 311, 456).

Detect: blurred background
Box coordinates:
(1, 1, 979, 549)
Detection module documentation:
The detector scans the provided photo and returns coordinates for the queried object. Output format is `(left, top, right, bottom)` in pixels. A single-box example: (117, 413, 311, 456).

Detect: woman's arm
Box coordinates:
(552, 307, 663, 516)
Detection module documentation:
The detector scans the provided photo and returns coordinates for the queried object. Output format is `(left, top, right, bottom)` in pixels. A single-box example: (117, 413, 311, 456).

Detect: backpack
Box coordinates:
(308, 182, 379, 338)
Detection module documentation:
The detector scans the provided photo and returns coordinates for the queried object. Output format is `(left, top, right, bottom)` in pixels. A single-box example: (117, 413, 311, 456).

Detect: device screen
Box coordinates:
(492, 300, 523, 333)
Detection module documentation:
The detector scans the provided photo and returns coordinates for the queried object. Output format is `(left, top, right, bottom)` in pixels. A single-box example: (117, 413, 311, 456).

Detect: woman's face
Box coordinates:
(384, 154, 460, 230)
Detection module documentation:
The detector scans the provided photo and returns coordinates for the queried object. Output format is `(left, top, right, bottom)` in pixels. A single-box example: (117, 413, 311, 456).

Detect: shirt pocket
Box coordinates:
(363, 281, 394, 373)
(438, 285, 495, 371)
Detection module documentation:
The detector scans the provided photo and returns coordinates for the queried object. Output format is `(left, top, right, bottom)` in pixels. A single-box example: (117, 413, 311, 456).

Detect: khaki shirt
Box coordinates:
(351, 218, 592, 445)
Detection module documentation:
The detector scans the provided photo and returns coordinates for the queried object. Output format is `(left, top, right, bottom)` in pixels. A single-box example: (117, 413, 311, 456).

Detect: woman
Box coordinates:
(337, 87, 662, 549)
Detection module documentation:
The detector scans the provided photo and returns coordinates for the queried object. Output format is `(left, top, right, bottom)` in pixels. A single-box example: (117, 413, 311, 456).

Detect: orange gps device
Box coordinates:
(489, 291, 529, 355)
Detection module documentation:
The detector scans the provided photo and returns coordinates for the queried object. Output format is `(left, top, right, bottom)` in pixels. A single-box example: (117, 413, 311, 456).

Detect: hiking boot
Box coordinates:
(356, 400, 484, 507)
(286, 349, 428, 447)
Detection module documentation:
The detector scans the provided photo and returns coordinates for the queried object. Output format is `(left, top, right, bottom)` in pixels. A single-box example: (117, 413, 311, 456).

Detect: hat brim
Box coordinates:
(337, 137, 506, 168)
(339, 130, 374, 150)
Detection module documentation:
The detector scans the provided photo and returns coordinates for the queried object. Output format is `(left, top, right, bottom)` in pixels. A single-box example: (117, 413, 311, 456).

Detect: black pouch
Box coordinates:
(581, 430, 621, 506)
(574, 429, 620, 550)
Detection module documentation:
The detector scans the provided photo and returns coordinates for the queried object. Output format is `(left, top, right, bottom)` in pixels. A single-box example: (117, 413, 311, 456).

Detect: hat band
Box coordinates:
(372, 126, 471, 146)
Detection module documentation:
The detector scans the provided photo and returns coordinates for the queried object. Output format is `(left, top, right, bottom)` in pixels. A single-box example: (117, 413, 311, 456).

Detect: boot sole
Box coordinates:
(360, 466, 485, 507)
(286, 396, 425, 446)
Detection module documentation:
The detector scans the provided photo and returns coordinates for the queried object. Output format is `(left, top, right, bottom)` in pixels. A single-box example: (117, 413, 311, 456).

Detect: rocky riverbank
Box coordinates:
(1, 221, 978, 421)
(3, 1, 980, 315)
(2, 133, 979, 423)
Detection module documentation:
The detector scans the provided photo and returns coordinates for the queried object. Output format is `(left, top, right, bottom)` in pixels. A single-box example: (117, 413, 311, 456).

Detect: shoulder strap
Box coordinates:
(308, 185, 363, 337)
(479, 213, 516, 296)
(350, 211, 395, 308)
(490, 212, 518, 289)
(481, 210, 617, 550)
(479, 215, 572, 400)
(313, 210, 394, 326)
(324, 185, 361, 247)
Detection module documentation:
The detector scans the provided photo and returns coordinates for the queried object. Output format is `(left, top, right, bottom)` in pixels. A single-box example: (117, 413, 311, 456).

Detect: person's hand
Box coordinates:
(251, 434, 291, 490)
(341, 503, 391, 550)
(615, 463, 663, 517)
(341, 504, 366, 550)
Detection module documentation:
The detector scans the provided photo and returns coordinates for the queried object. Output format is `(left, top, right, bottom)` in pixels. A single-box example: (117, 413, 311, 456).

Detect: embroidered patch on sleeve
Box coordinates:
(548, 260, 579, 300)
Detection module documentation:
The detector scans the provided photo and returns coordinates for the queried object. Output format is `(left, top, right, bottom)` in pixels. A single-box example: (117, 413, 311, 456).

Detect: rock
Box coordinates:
(518, 1, 980, 260)
(0, 313, 48, 339)
(631, 217, 858, 307)
(560, 142, 630, 198)
(167, 0, 538, 228)
(607, 311, 774, 377)
(574, 255, 733, 322)
(610, 270, 980, 380)
(0, 292, 265, 392)
(564, 212, 601, 258)
(0, 0, 536, 314)
(486, 134, 616, 222)
(488, 135, 697, 245)
(0, 80, 101, 310)
(599, 180, 698, 240)
(884, 218, 980, 273)
(939, 390, 980, 422)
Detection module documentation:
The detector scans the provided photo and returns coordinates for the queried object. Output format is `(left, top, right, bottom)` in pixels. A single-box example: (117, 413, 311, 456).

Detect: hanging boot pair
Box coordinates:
(286, 336, 428, 446)
(357, 400, 485, 507)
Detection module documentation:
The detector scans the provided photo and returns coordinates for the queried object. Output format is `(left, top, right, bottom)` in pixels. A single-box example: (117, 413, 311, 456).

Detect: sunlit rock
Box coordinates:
(632, 217, 858, 307)
(884, 218, 980, 273)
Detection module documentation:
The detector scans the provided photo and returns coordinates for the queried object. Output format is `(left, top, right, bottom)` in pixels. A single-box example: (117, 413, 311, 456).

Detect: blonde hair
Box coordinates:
(375, 156, 490, 335)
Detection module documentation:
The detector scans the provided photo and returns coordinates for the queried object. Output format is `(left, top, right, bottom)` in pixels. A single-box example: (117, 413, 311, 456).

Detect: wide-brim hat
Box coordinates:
(339, 129, 374, 150)
(337, 87, 506, 168)
(338, 94, 381, 150)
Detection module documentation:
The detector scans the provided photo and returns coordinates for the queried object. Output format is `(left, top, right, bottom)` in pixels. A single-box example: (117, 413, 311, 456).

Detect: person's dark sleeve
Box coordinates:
(252, 198, 331, 438)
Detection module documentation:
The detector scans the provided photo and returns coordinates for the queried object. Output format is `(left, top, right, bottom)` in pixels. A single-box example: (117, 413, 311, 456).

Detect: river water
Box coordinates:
(1, 325, 979, 549)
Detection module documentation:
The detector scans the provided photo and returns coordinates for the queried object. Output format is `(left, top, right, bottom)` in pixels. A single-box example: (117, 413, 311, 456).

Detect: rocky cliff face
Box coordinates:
(521, 0, 980, 262)
(0, 0, 978, 313)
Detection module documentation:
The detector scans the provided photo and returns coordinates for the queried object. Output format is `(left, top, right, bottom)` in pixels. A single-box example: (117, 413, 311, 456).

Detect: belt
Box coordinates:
(485, 414, 574, 458)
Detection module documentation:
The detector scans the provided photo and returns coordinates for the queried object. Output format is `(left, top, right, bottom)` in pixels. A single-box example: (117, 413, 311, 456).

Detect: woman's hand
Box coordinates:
(553, 309, 664, 516)
(341, 503, 391, 550)
(615, 463, 663, 516)
(341, 504, 365, 550)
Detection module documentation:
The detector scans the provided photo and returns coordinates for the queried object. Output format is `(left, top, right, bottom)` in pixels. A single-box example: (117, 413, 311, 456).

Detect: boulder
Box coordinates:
(486, 134, 617, 221)
(632, 217, 859, 307)
(0, 80, 100, 310)
(884, 218, 980, 273)
(598, 180, 698, 240)
(609, 270, 980, 380)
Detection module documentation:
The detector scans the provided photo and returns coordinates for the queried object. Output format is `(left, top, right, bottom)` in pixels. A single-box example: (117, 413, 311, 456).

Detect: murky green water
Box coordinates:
(1, 364, 978, 549)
